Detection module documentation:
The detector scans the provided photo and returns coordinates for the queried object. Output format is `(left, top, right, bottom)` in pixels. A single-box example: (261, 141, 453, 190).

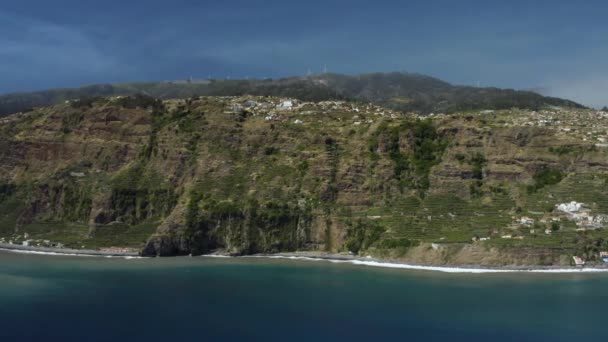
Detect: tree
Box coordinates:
(602, 106, 608, 112)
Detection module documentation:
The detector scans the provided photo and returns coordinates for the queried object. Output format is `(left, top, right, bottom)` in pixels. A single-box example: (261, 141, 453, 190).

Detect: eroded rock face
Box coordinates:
(0, 96, 606, 263)
(142, 235, 186, 257)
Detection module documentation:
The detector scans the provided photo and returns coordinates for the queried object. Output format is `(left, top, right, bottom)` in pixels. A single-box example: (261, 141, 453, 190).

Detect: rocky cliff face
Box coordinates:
(1, 95, 607, 265)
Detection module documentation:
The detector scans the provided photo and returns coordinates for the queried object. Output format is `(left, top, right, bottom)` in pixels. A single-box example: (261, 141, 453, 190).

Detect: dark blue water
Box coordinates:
(1, 251, 607, 341)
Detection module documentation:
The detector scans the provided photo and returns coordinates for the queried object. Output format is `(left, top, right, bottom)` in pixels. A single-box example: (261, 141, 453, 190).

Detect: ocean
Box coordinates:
(1, 251, 607, 341)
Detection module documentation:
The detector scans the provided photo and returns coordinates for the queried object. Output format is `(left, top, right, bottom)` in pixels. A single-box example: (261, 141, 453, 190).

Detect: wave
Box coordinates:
(5, 248, 607, 273)
(239, 255, 608, 274)
(200, 254, 232, 258)
(248, 255, 325, 262)
(104, 255, 146, 260)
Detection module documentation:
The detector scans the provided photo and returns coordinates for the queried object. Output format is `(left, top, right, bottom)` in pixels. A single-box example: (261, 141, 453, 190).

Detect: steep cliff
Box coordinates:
(0, 95, 607, 265)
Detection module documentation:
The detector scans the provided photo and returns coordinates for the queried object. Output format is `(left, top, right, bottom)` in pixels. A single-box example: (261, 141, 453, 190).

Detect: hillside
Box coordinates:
(0, 72, 584, 117)
(0, 94, 607, 266)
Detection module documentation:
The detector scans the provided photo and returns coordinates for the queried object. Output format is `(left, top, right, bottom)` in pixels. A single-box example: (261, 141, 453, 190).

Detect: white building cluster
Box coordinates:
(555, 201, 607, 230)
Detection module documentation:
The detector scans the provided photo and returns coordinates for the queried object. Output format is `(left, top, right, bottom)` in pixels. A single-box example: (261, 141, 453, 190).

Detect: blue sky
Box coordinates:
(1, 0, 607, 107)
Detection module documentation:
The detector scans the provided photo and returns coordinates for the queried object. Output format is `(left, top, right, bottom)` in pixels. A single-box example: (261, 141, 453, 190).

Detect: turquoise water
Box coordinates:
(1, 251, 608, 341)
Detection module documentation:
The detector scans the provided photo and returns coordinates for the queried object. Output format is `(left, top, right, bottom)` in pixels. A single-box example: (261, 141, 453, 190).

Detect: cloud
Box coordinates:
(0, 11, 118, 92)
(1, 0, 607, 101)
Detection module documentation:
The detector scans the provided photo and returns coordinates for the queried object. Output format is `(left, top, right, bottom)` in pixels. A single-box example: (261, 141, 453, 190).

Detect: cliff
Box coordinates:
(0, 95, 606, 266)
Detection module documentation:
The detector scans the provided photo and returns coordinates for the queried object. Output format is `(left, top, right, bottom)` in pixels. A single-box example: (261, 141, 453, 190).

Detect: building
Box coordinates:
(278, 100, 294, 110)
(519, 217, 535, 226)
(572, 256, 586, 266)
(556, 201, 584, 213)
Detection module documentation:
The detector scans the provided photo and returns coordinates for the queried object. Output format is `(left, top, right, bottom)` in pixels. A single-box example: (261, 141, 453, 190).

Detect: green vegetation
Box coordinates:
(264, 146, 280, 155)
(0, 94, 606, 265)
(109, 162, 177, 224)
(527, 168, 564, 193)
(0, 72, 584, 118)
(470, 153, 486, 180)
(549, 146, 575, 155)
(184, 190, 312, 255)
(0, 197, 22, 236)
(373, 119, 447, 193)
(383, 123, 410, 181)
(345, 219, 385, 254)
(467, 152, 487, 198)
(61, 111, 84, 133)
(408, 120, 447, 191)
(116, 94, 164, 110)
(378, 238, 419, 249)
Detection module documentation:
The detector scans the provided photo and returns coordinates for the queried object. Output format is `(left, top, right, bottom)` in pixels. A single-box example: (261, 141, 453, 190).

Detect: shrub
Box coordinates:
(264, 146, 279, 155)
(345, 219, 385, 254)
(117, 94, 164, 111)
(549, 146, 575, 155)
(470, 152, 486, 180)
(61, 111, 84, 133)
(527, 168, 564, 193)
(378, 238, 419, 249)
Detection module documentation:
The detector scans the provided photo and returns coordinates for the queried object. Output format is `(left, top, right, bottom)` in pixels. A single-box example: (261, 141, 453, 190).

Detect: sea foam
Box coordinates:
(240, 255, 608, 274)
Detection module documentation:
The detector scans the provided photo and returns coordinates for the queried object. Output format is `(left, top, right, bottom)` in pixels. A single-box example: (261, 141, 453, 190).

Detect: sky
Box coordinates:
(1, 0, 607, 107)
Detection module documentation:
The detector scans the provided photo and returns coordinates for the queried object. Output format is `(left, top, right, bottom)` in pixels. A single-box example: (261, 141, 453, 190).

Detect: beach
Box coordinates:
(0, 242, 139, 257)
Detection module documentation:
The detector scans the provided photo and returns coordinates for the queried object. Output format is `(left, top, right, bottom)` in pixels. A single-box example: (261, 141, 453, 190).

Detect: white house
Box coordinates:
(278, 100, 294, 110)
(556, 201, 584, 213)
(519, 217, 535, 226)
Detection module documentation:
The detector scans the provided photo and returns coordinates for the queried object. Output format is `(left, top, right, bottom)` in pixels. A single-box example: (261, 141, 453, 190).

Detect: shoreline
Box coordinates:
(0, 243, 139, 258)
(222, 252, 608, 274)
(2, 243, 608, 274)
